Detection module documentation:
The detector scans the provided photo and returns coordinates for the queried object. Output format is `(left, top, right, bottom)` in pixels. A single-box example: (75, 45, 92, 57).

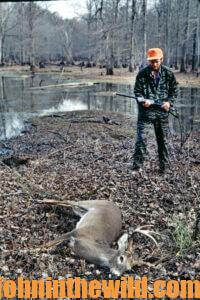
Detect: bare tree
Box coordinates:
(141, 0, 147, 63)
(0, 3, 15, 64)
(105, 0, 121, 75)
(180, 0, 189, 72)
(129, 0, 136, 72)
(165, 0, 171, 65)
(191, 0, 199, 71)
(26, 1, 44, 65)
(196, 0, 200, 70)
(85, 0, 93, 65)
(173, 0, 180, 69)
(57, 19, 77, 64)
(18, 2, 25, 64)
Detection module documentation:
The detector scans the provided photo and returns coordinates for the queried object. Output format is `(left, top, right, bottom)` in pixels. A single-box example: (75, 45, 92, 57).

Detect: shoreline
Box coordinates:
(0, 65, 200, 87)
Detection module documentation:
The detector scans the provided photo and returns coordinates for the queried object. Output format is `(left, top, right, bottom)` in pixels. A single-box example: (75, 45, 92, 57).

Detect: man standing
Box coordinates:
(132, 48, 178, 174)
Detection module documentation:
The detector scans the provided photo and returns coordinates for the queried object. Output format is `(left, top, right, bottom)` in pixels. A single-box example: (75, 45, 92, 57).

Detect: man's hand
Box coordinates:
(162, 101, 170, 111)
(143, 100, 152, 108)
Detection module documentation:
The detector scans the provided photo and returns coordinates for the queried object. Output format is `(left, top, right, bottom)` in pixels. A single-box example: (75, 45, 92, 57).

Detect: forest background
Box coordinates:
(0, 0, 199, 76)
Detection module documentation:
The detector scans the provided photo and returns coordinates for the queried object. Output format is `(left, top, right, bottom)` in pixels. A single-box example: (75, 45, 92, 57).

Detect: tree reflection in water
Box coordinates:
(0, 74, 199, 141)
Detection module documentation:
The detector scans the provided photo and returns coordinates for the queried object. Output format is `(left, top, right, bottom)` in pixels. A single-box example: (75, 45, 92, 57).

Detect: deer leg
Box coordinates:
(44, 230, 76, 249)
(37, 199, 72, 208)
(37, 199, 88, 217)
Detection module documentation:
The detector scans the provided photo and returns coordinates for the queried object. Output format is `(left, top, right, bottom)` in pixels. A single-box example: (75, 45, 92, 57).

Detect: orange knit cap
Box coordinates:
(147, 48, 163, 60)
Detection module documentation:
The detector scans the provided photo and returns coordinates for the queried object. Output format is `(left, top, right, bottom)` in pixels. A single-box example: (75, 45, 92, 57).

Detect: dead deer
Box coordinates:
(38, 199, 159, 276)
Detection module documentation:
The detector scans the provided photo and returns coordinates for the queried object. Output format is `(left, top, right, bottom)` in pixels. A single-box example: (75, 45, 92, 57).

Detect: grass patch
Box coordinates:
(171, 217, 193, 256)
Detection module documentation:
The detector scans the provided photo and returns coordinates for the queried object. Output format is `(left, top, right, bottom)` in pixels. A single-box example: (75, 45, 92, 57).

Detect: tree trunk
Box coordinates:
(106, 31, 114, 75)
(1, 36, 5, 64)
(106, 0, 120, 76)
(141, 0, 147, 63)
(165, 0, 171, 66)
(86, 0, 92, 65)
(0, 36, 2, 65)
(19, 2, 25, 64)
(129, 0, 136, 72)
(0, 77, 7, 139)
(197, 0, 200, 69)
(174, 0, 180, 69)
(28, 2, 35, 65)
(156, 9, 162, 47)
(122, 0, 130, 66)
(180, 0, 189, 73)
(191, 26, 197, 71)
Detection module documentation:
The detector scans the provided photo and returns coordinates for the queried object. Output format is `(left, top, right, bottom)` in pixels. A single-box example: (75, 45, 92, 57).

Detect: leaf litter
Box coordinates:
(0, 110, 199, 285)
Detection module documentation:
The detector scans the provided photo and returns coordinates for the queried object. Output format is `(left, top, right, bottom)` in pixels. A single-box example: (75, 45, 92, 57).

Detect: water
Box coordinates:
(0, 72, 199, 141)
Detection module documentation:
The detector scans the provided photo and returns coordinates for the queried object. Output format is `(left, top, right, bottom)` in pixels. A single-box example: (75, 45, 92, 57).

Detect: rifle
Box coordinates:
(116, 93, 179, 118)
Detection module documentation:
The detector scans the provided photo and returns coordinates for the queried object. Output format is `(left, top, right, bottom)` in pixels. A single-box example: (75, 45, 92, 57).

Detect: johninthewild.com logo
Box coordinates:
(0, 276, 200, 298)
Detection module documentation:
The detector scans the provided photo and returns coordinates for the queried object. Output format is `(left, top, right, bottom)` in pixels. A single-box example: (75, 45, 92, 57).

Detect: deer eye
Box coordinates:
(119, 255, 124, 263)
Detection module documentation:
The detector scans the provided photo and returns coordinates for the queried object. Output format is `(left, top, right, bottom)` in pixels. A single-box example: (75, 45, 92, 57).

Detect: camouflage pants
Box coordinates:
(133, 116, 171, 169)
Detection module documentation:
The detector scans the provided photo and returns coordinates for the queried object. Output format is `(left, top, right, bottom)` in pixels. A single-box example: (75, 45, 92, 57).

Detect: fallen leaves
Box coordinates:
(0, 110, 199, 281)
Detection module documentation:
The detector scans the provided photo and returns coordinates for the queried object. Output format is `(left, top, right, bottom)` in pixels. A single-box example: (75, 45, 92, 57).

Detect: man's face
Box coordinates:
(149, 58, 162, 71)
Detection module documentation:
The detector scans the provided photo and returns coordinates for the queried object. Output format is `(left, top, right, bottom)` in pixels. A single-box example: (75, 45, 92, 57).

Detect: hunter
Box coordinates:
(132, 48, 178, 174)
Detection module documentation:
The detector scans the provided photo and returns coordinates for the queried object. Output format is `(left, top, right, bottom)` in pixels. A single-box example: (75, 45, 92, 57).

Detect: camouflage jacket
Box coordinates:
(134, 64, 178, 119)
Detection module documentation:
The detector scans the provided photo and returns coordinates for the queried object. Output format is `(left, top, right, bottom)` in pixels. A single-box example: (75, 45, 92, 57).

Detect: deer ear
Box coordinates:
(117, 233, 129, 252)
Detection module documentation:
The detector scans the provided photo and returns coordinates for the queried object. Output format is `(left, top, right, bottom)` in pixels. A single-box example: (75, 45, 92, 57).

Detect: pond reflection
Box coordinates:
(40, 99, 88, 116)
(0, 73, 199, 141)
(170, 86, 200, 133)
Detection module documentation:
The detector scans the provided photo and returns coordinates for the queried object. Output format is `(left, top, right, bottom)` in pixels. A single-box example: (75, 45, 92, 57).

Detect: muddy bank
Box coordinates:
(0, 110, 200, 286)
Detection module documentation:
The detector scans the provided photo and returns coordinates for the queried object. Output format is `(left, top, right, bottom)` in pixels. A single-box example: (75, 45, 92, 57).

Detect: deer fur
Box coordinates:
(38, 199, 159, 276)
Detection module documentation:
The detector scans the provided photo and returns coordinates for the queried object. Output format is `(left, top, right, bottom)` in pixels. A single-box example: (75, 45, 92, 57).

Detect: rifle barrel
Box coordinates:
(116, 93, 137, 100)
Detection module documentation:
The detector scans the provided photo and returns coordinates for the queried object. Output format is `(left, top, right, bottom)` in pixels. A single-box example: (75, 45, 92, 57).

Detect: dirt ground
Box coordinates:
(0, 110, 200, 295)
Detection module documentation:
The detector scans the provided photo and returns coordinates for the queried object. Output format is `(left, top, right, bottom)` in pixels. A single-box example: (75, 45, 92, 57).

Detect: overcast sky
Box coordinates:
(40, 0, 155, 19)
(45, 0, 87, 19)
